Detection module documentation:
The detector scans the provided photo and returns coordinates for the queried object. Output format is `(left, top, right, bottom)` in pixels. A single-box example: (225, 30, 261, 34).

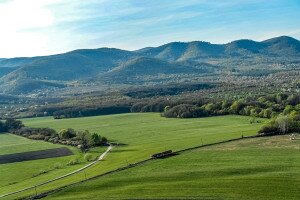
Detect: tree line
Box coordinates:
(44, 95, 206, 119)
(53, 105, 131, 119)
(0, 119, 108, 151)
(160, 93, 300, 136)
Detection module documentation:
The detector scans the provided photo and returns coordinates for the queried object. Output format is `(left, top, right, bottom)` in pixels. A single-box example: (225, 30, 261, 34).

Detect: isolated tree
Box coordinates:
(84, 153, 93, 161)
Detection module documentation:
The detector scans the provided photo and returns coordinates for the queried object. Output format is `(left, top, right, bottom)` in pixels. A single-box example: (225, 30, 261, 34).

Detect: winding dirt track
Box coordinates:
(0, 145, 113, 199)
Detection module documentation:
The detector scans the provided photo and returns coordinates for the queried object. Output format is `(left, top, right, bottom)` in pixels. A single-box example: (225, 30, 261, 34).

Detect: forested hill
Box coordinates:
(137, 36, 300, 61)
(0, 36, 299, 95)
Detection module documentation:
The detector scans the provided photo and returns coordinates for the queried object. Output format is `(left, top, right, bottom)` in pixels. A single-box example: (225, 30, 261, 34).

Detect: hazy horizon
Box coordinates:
(1, 34, 299, 59)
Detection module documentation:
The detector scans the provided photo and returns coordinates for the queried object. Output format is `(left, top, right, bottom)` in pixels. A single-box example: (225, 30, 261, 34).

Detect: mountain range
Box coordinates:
(0, 36, 299, 95)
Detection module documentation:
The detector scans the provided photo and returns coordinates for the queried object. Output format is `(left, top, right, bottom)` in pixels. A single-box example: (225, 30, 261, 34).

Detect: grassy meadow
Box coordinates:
(0, 133, 105, 195)
(46, 135, 300, 200)
(0, 133, 63, 155)
(2, 113, 266, 198)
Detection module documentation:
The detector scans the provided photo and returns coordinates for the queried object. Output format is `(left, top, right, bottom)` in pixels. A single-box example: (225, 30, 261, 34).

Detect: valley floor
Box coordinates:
(3, 113, 296, 200)
(46, 135, 300, 200)
(0, 133, 105, 198)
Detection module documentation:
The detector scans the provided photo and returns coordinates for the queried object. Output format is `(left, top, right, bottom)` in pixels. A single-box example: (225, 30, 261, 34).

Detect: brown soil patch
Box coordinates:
(0, 147, 73, 164)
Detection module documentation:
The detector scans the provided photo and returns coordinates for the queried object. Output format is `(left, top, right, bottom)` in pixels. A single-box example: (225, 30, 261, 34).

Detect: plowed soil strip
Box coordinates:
(0, 147, 73, 164)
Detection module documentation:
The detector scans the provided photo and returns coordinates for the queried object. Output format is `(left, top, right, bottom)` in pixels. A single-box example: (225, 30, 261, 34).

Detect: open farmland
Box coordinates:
(1, 1, 300, 199)
(22, 113, 265, 151)
(0, 133, 105, 196)
(0, 133, 64, 156)
(1, 113, 266, 199)
(0, 147, 73, 164)
(46, 135, 300, 200)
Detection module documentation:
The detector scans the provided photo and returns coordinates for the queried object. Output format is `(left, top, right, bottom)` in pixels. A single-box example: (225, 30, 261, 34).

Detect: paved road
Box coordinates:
(0, 145, 113, 199)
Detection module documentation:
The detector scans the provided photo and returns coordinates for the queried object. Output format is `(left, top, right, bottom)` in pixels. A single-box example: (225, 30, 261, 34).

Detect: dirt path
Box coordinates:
(0, 145, 113, 199)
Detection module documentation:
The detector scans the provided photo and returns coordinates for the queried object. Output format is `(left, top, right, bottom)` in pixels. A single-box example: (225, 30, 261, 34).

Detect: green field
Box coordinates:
(0, 133, 63, 155)
(46, 135, 300, 200)
(2, 113, 266, 199)
(0, 133, 105, 195)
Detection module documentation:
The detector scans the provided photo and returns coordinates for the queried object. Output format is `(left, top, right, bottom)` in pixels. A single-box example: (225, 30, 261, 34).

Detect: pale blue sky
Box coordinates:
(0, 0, 300, 57)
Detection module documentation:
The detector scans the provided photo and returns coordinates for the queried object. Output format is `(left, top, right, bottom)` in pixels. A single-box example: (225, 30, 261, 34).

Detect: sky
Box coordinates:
(0, 0, 300, 58)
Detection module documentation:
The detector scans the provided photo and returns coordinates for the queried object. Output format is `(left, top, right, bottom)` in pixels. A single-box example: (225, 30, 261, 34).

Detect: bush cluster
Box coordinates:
(258, 112, 300, 135)
(162, 104, 208, 118)
(1, 119, 108, 151)
(15, 127, 107, 150)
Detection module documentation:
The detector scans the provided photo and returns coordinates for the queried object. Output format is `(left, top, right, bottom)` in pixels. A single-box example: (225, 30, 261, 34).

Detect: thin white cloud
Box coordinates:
(0, 0, 299, 57)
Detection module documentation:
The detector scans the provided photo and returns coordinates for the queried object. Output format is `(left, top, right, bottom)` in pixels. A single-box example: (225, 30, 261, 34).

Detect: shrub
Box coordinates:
(38, 169, 48, 175)
(58, 128, 76, 139)
(258, 120, 278, 135)
(84, 153, 94, 162)
(67, 158, 80, 166)
(53, 162, 64, 169)
(28, 134, 45, 140)
(38, 128, 57, 137)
